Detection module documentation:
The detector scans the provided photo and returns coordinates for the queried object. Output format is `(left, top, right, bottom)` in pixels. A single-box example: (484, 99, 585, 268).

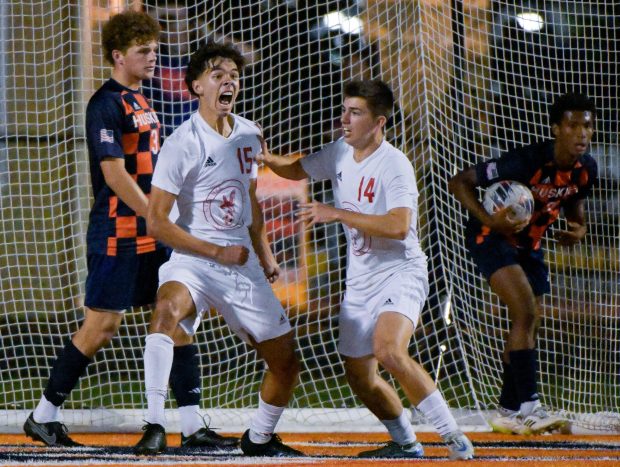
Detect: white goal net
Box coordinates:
(0, 0, 618, 433)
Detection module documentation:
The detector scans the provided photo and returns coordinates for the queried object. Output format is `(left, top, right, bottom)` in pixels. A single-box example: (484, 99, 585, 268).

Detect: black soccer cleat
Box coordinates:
(23, 412, 82, 447)
(181, 426, 239, 449)
(134, 423, 166, 455)
(240, 429, 304, 457)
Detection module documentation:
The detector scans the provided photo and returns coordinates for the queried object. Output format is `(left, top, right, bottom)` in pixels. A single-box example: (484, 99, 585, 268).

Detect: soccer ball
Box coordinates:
(482, 180, 534, 223)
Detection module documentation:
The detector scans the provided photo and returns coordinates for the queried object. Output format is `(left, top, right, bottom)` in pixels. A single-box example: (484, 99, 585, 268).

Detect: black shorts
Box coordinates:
(84, 248, 170, 311)
(465, 232, 550, 297)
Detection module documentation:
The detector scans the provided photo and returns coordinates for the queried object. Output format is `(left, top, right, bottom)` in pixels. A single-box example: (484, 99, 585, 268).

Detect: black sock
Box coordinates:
(498, 360, 520, 411)
(170, 344, 201, 407)
(43, 341, 91, 406)
(509, 349, 539, 405)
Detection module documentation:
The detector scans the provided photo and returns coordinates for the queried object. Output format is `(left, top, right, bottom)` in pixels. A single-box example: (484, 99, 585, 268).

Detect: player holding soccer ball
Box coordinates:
(449, 93, 597, 434)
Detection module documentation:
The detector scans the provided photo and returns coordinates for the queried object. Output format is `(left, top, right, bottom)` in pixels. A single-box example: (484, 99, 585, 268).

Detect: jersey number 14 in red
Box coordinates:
(357, 177, 375, 203)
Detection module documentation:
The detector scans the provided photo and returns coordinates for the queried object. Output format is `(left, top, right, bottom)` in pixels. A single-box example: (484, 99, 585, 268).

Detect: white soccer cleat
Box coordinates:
(489, 409, 526, 434)
(442, 430, 474, 460)
(521, 405, 568, 434)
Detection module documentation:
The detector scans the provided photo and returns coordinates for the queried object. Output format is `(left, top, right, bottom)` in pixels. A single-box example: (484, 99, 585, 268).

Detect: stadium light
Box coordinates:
(515, 12, 544, 31)
(322, 11, 363, 35)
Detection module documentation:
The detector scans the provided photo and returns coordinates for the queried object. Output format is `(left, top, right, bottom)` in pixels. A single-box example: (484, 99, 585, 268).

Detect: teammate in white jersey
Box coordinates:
(257, 80, 474, 460)
(134, 42, 303, 457)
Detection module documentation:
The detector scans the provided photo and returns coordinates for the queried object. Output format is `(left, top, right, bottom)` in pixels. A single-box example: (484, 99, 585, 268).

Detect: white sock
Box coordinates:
(520, 400, 541, 417)
(179, 405, 203, 437)
(416, 389, 459, 437)
(380, 411, 416, 445)
(249, 395, 285, 444)
(33, 395, 61, 423)
(144, 333, 174, 427)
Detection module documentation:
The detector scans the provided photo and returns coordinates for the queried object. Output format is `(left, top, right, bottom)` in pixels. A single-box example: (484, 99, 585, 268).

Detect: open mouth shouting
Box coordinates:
(219, 91, 234, 107)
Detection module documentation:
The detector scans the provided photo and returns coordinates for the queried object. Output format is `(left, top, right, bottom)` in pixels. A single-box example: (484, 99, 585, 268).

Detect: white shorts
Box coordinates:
(338, 266, 429, 358)
(158, 252, 291, 344)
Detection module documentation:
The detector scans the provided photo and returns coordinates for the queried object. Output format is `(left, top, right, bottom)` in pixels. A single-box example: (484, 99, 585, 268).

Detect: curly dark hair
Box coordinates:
(184, 42, 246, 98)
(548, 92, 597, 126)
(102, 10, 160, 65)
(344, 80, 395, 120)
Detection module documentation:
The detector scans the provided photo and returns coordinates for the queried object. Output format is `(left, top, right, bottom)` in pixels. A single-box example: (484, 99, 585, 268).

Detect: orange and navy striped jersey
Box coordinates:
(465, 140, 597, 250)
(85, 78, 164, 256)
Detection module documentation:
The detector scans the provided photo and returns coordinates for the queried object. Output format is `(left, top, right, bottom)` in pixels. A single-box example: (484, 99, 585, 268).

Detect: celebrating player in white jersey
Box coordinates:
(257, 80, 474, 460)
(134, 42, 303, 457)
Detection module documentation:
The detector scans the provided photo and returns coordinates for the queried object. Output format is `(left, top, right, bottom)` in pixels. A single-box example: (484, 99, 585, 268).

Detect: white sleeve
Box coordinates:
(152, 137, 195, 195)
(250, 158, 259, 180)
(301, 142, 337, 181)
(385, 157, 417, 211)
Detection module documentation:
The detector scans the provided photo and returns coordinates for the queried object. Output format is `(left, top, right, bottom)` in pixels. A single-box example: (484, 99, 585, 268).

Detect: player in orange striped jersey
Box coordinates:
(449, 92, 597, 434)
(24, 10, 236, 451)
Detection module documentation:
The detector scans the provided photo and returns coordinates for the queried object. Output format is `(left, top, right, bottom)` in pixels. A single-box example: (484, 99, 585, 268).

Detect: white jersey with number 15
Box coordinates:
(152, 112, 261, 249)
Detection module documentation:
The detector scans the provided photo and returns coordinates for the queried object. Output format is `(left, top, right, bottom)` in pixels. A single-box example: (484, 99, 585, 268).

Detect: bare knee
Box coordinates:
(511, 298, 539, 331)
(373, 342, 407, 375)
(258, 334, 300, 387)
(150, 297, 185, 335)
(73, 309, 123, 356)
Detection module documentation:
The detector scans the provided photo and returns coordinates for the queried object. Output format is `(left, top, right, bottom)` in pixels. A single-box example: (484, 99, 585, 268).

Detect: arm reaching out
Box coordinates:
(298, 201, 411, 240)
(255, 136, 308, 181)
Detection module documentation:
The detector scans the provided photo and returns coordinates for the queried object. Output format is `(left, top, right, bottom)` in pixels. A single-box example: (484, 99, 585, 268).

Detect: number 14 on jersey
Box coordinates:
(358, 176, 375, 203)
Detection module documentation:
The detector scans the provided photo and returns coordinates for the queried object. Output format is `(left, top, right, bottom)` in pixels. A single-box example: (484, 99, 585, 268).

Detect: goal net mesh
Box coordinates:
(0, 0, 618, 433)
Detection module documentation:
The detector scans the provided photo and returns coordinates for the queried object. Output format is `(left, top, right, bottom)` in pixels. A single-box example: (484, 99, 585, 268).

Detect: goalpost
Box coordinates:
(1, 0, 618, 434)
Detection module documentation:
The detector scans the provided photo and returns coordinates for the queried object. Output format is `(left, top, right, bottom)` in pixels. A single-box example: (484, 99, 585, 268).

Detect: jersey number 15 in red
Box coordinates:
(236, 147, 253, 174)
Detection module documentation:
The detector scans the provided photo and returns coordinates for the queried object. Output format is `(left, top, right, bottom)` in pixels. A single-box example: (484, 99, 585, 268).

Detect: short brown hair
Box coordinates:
(344, 80, 395, 120)
(101, 10, 160, 65)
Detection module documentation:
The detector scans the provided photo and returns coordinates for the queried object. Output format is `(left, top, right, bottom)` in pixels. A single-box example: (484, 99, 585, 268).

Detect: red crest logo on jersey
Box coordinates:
(204, 179, 246, 229)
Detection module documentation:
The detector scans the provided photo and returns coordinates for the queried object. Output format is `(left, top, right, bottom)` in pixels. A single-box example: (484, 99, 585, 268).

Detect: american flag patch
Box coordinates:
(486, 162, 499, 180)
(100, 129, 114, 144)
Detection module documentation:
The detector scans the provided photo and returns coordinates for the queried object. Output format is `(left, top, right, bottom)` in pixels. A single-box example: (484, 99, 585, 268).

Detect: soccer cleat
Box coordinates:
(134, 423, 166, 455)
(521, 405, 568, 434)
(181, 426, 239, 449)
(489, 409, 526, 434)
(442, 430, 474, 460)
(23, 413, 82, 447)
(357, 440, 424, 459)
(240, 429, 304, 457)
(24, 413, 82, 447)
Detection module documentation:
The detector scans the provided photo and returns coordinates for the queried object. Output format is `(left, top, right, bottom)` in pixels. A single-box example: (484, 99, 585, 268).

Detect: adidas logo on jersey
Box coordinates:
(383, 298, 394, 306)
(204, 156, 217, 167)
(337, 171, 342, 181)
(132, 101, 141, 110)
(541, 177, 551, 184)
